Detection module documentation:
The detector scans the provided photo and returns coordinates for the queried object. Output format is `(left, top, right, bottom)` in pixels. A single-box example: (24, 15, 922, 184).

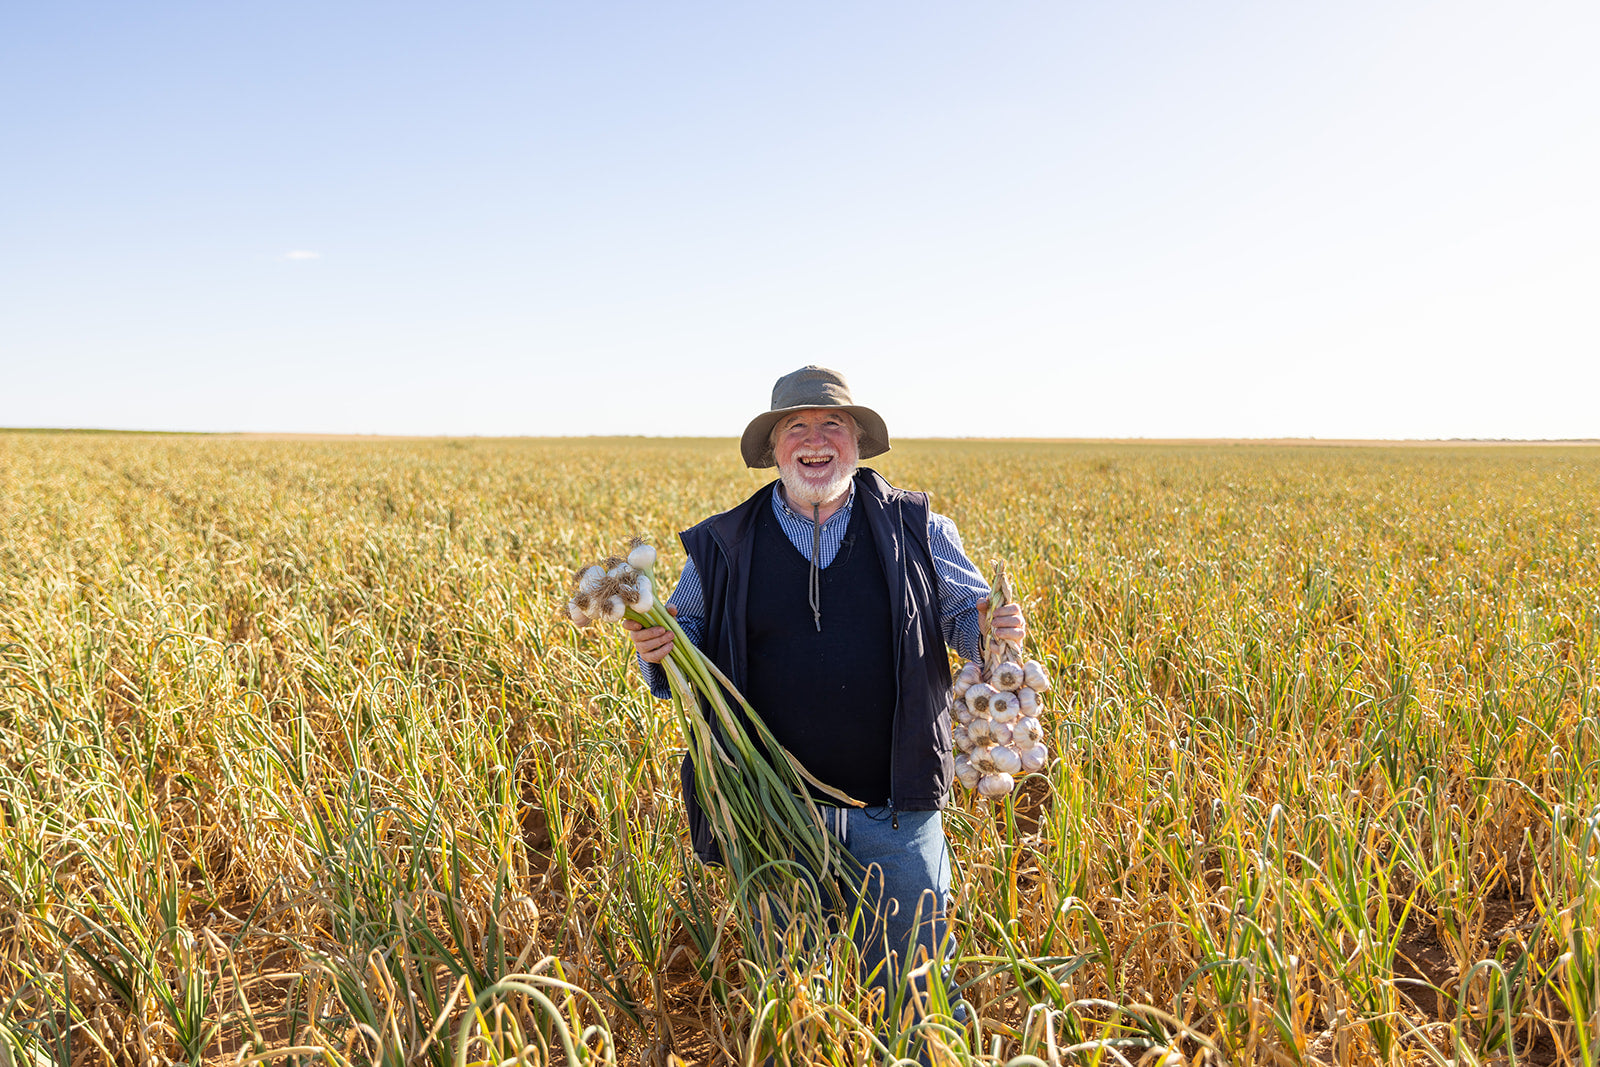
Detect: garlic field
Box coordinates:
(1, 432, 1597, 1066)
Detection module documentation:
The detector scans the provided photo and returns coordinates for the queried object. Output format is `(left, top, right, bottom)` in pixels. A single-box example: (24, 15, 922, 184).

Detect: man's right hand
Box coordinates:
(622, 605, 677, 664)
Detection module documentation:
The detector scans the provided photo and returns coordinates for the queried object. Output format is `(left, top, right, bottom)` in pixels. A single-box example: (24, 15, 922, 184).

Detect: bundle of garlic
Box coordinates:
(566, 540, 658, 626)
(565, 538, 863, 921)
(951, 561, 1052, 799)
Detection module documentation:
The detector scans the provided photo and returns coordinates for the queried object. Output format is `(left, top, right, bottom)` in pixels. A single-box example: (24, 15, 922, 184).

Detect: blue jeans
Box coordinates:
(819, 806, 965, 1025)
(745, 807, 967, 1066)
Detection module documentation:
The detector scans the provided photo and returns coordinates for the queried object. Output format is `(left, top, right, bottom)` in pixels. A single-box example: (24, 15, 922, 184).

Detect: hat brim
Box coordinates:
(740, 405, 890, 468)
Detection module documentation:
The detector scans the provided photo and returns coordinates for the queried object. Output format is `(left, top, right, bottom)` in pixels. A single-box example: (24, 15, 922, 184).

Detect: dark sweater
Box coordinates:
(745, 499, 896, 805)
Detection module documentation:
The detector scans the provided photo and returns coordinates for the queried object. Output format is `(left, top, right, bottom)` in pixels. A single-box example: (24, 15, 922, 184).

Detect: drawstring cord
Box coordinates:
(809, 502, 822, 630)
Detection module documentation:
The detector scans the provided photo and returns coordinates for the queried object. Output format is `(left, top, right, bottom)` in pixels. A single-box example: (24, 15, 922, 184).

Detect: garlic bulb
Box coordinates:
(1022, 660, 1051, 693)
(955, 754, 981, 790)
(970, 744, 1001, 773)
(951, 724, 970, 751)
(594, 595, 626, 623)
(626, 541, 657, 571)
(991, 661, 1026, 692)
(988, 691, 1019, 723)
(987, 720, 1014, 748)
(1013, 715, 1043, 746)
(566, 600, 593, 626)
(966, 717, 996, 745)
(954, 701, 973, 725)
(965, 683, 996, 716)
(1016, 687, 1039, 716)
(618, 574, 654, 613)
(952, 662, 982, 699)
(576, 565, 606, 596)
(990, 744, 1022, 775)
(1019, 742, 1049, 773)
(977, 772, 1014, 797)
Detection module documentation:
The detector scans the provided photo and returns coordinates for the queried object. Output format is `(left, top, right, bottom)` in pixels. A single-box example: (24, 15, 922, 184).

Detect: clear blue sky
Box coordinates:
(3, 2, 1596, 439)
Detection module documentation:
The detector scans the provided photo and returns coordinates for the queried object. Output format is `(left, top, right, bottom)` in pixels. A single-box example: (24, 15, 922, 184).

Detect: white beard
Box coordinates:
(777, 457, 857, 509)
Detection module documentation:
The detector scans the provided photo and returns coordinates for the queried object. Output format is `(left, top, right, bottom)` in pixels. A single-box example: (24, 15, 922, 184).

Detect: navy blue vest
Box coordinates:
(676, 469, 954, 863)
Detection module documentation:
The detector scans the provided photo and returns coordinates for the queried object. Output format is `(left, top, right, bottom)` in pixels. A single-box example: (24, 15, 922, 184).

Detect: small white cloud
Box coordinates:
(282, 250, 322, 260)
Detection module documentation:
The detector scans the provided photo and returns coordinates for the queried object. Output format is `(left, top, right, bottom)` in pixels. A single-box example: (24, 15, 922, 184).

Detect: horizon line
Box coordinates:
(4, 427, 1598, 446)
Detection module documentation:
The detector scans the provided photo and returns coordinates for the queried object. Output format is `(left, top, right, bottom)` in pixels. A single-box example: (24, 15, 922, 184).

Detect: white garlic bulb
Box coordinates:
(966, 717, 996, 745)
(970, 744, 1001, 772)
(990, 745, 1023, 775)
(1019, 742, 1049, 773)
(952, 661, 982, 699)
(576, 565, 606, 596)
(1022, 660, 1051, 693)
(951, 724, 970, 751)
(989, 691, 1019, 723)
(626, 542, 657, 571)
(954, 701, 974, 724)
(954, 753, 980, 790)
(1016, 687, 1039, 716)
(991, 661, 1026, 692)
(977, 772, 1014, 797)
(987, 720, 1014, 748)
(619, 574, 653, 613)
(1013, 715, 1043, 746)
(965, 683, 996, 716)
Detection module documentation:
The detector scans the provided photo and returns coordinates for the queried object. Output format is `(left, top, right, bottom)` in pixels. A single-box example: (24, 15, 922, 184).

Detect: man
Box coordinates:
(624, 365, 1026, 1021)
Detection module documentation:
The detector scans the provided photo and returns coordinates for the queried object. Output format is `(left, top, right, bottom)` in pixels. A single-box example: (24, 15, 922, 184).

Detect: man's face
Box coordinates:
(772, 408, 859, 507)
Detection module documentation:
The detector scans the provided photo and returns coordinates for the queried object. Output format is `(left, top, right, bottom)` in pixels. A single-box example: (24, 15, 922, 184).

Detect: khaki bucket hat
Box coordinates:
(740, 366, 891, 468)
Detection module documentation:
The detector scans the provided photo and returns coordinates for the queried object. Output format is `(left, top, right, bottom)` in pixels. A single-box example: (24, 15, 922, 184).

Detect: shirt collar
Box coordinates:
(773, 480, 855, 526)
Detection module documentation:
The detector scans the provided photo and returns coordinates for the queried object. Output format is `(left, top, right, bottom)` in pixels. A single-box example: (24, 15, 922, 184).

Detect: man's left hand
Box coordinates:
(979, 598, 1026, 648)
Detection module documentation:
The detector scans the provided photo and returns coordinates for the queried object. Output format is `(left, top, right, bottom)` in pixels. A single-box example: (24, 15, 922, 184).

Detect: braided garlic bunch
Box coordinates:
(951, 562, 1051, 798)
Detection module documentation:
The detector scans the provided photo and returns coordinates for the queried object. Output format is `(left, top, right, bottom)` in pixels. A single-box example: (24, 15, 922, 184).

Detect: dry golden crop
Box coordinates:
(0, 432, 1596, 1066)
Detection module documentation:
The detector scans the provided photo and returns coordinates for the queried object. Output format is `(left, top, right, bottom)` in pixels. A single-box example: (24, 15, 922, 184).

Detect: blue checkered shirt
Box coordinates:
(640, 483, 988, 699)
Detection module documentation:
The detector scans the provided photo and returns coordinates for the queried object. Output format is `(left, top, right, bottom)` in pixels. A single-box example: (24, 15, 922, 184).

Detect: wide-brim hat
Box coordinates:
(740, 366, 891, 469)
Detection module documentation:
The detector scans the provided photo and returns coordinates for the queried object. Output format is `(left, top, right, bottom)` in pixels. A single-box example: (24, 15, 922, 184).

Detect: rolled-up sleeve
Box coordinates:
(929, 512, 989, 664)
(639, 557, 708, 699)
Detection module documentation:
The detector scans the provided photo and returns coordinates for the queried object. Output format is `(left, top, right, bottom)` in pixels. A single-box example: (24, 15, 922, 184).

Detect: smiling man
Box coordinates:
(772, 406, 858, 523)
(624, 365, 1026, 1026)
